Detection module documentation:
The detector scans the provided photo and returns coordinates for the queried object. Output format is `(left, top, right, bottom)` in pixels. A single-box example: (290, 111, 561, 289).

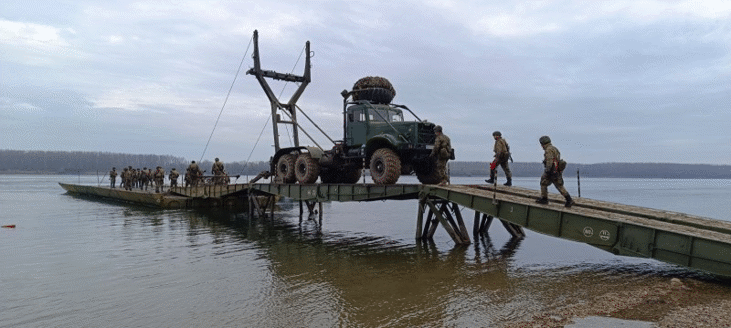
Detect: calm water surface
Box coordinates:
(1, 175, 730, 327)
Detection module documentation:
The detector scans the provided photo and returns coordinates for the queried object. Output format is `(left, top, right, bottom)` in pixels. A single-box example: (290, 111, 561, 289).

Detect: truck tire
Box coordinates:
(370, 148, 401, 185)
(415, 158, 442, 184)
(353, 87, 395, 104)
(352, 76, 396, 104)
(295, 153, 320, 184)
(276, 154, 296, 183)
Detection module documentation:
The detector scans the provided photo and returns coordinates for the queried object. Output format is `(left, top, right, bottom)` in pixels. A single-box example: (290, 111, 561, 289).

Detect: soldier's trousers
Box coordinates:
(437, 160, 449, 183)
(110, 177, 116, 188)
(540, 172, 568, 198)
(491, 159, 512, 179)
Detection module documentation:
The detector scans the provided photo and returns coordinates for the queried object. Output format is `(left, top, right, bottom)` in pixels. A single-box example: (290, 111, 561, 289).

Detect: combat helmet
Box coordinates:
(539, 136, 551, 145)
(492, 131, 501, 137)
(434, 125, 442, 133)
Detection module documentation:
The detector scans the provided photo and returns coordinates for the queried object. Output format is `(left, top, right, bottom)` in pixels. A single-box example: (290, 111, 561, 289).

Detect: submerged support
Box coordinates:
(416, 196, 426, 239)
(423, 199, 470, 245)
(500, 219, 525, 238)
(451, 203, 470, 243)
(474, 211, 494, 235)
(480, 215, 493, 234)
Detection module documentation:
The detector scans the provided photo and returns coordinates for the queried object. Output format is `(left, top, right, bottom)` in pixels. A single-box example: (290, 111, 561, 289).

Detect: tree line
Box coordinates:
(2, 149, 730, 178)
(0, 150, 269, 176)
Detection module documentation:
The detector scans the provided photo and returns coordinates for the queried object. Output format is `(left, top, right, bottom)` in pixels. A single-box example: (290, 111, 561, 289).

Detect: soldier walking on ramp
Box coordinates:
(109, 167, 117, 188)
(485, 131, 512, 186)
(536, 136, 574, 207)
(430, 125, 452, 186)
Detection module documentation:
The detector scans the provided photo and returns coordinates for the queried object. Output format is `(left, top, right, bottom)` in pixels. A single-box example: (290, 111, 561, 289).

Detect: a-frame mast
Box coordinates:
(246, 30, 311, 152)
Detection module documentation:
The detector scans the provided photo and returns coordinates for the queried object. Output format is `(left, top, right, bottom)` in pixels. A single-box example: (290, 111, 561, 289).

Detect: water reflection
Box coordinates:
(164, 207, 533, 326)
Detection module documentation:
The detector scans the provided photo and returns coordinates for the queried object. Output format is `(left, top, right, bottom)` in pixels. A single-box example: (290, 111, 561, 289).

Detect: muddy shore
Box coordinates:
(504, 277, 731, 328)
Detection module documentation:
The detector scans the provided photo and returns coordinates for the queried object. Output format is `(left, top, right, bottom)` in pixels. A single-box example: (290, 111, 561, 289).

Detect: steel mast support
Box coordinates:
(247, 30, 311, 152)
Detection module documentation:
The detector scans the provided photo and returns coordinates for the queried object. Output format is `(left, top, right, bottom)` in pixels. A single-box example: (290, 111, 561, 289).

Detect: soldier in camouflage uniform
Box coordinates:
(212, 158, 225, 185)
(485, 131, 512, 186)
(187, 161, 201, 187)
(536, 136, 574, 207)
(109, 167, 117, 188)
(169, 168, 179, 188)
(123, 167, 132, 190)
(430, 125, 452, 186)
(153, 166, 165, 193)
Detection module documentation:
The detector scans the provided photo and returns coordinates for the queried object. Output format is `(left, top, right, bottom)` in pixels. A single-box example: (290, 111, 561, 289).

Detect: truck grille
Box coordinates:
(419, 125, 436, 144)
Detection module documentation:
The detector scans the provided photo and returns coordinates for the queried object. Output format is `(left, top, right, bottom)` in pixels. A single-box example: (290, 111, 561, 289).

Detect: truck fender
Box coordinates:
(304, 146, 325, 159)
(366, 135, 398, 155)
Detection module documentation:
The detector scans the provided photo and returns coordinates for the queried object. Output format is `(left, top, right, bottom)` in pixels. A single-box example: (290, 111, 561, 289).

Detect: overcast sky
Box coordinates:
(2, 1, 730, 165)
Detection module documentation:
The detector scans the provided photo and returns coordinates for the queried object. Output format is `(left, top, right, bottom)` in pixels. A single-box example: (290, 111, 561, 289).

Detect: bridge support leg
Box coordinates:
(268, 195, 276, 219)
(481, 215, 493, 234)
(303, 200, 322, 220)
(500, 220, 525, 238)
(474, 212, 494, 236)
(416, 196, 426, 239)
(419, 199, 471, 245)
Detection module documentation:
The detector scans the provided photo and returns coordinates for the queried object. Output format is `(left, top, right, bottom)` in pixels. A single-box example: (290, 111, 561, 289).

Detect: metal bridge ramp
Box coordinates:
(169, 184, 250, 198)
(426, 184, 731, 277)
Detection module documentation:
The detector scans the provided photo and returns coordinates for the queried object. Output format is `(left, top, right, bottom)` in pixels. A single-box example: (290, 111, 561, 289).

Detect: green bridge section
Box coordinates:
(248, 183, 731, 278)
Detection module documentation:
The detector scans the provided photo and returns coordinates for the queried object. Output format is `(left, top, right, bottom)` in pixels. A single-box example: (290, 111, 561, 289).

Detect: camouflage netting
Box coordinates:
(352, 76, 396, 104)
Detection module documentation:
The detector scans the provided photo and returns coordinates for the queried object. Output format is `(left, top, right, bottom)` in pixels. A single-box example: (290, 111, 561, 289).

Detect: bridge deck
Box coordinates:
(247, 182, 731, 278)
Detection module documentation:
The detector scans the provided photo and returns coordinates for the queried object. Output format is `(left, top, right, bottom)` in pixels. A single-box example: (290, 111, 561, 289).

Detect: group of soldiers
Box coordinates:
(183, 158, 228, 187)
(108, 166, 175, 193)
(108, 158, 228, 192)
(433, 127, 574, 208)
(107, 131, 574, 207)
(484, 131, 574, 207)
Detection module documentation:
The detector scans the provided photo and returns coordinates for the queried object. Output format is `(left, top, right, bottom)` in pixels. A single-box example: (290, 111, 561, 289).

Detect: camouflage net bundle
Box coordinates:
(352, 76, 396, 104)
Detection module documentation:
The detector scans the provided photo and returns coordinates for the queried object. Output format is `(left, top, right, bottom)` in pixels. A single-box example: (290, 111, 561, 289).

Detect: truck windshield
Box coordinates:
(370, 109, 403, 122)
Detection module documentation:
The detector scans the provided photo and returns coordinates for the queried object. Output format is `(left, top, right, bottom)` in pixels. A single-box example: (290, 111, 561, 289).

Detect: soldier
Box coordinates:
(187, 160, 201, 187)
(169, 168, 179, 188)
(430, 125, 452, 186)
(109, 167, 117, 188)
(140, 167, 149, 190)
(154, 166, 165, 193)
(212, 158, 225, 185)
(122, 167, 131, 190)
(536, 136, 574, 207)
(486, 131, 512, 186)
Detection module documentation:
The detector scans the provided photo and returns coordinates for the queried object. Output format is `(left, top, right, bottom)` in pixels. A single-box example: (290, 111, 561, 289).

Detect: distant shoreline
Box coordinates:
(2, 149, 730, 179)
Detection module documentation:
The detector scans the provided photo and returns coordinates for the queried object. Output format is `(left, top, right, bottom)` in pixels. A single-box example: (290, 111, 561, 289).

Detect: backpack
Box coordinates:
(558, 159, 567, 172)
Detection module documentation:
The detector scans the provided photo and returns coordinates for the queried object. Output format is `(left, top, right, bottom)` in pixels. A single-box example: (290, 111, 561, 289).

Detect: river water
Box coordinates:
(2, 175, 731, 327)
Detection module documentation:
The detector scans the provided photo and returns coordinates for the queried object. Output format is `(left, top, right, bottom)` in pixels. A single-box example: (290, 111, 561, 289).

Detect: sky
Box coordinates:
(1, 1, 730, 165)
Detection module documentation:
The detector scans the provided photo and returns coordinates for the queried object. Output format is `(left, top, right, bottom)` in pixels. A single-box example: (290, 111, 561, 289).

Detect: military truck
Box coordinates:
(247, 31, 448, 185)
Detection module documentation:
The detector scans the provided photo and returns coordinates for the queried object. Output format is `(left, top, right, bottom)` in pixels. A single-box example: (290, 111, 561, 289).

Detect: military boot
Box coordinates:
(485, 172, 496, 184)
(535, 197, 548, 204)
(503, 178, 512, 186)
(564, 194, 575, 208)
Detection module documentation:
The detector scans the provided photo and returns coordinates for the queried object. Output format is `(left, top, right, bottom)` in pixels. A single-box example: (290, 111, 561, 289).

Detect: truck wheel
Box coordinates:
(276, 154, 296, 183)
(295, 153, 320, 184)
(370, 148, 401, 185)
(415, 157, 442, 184)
